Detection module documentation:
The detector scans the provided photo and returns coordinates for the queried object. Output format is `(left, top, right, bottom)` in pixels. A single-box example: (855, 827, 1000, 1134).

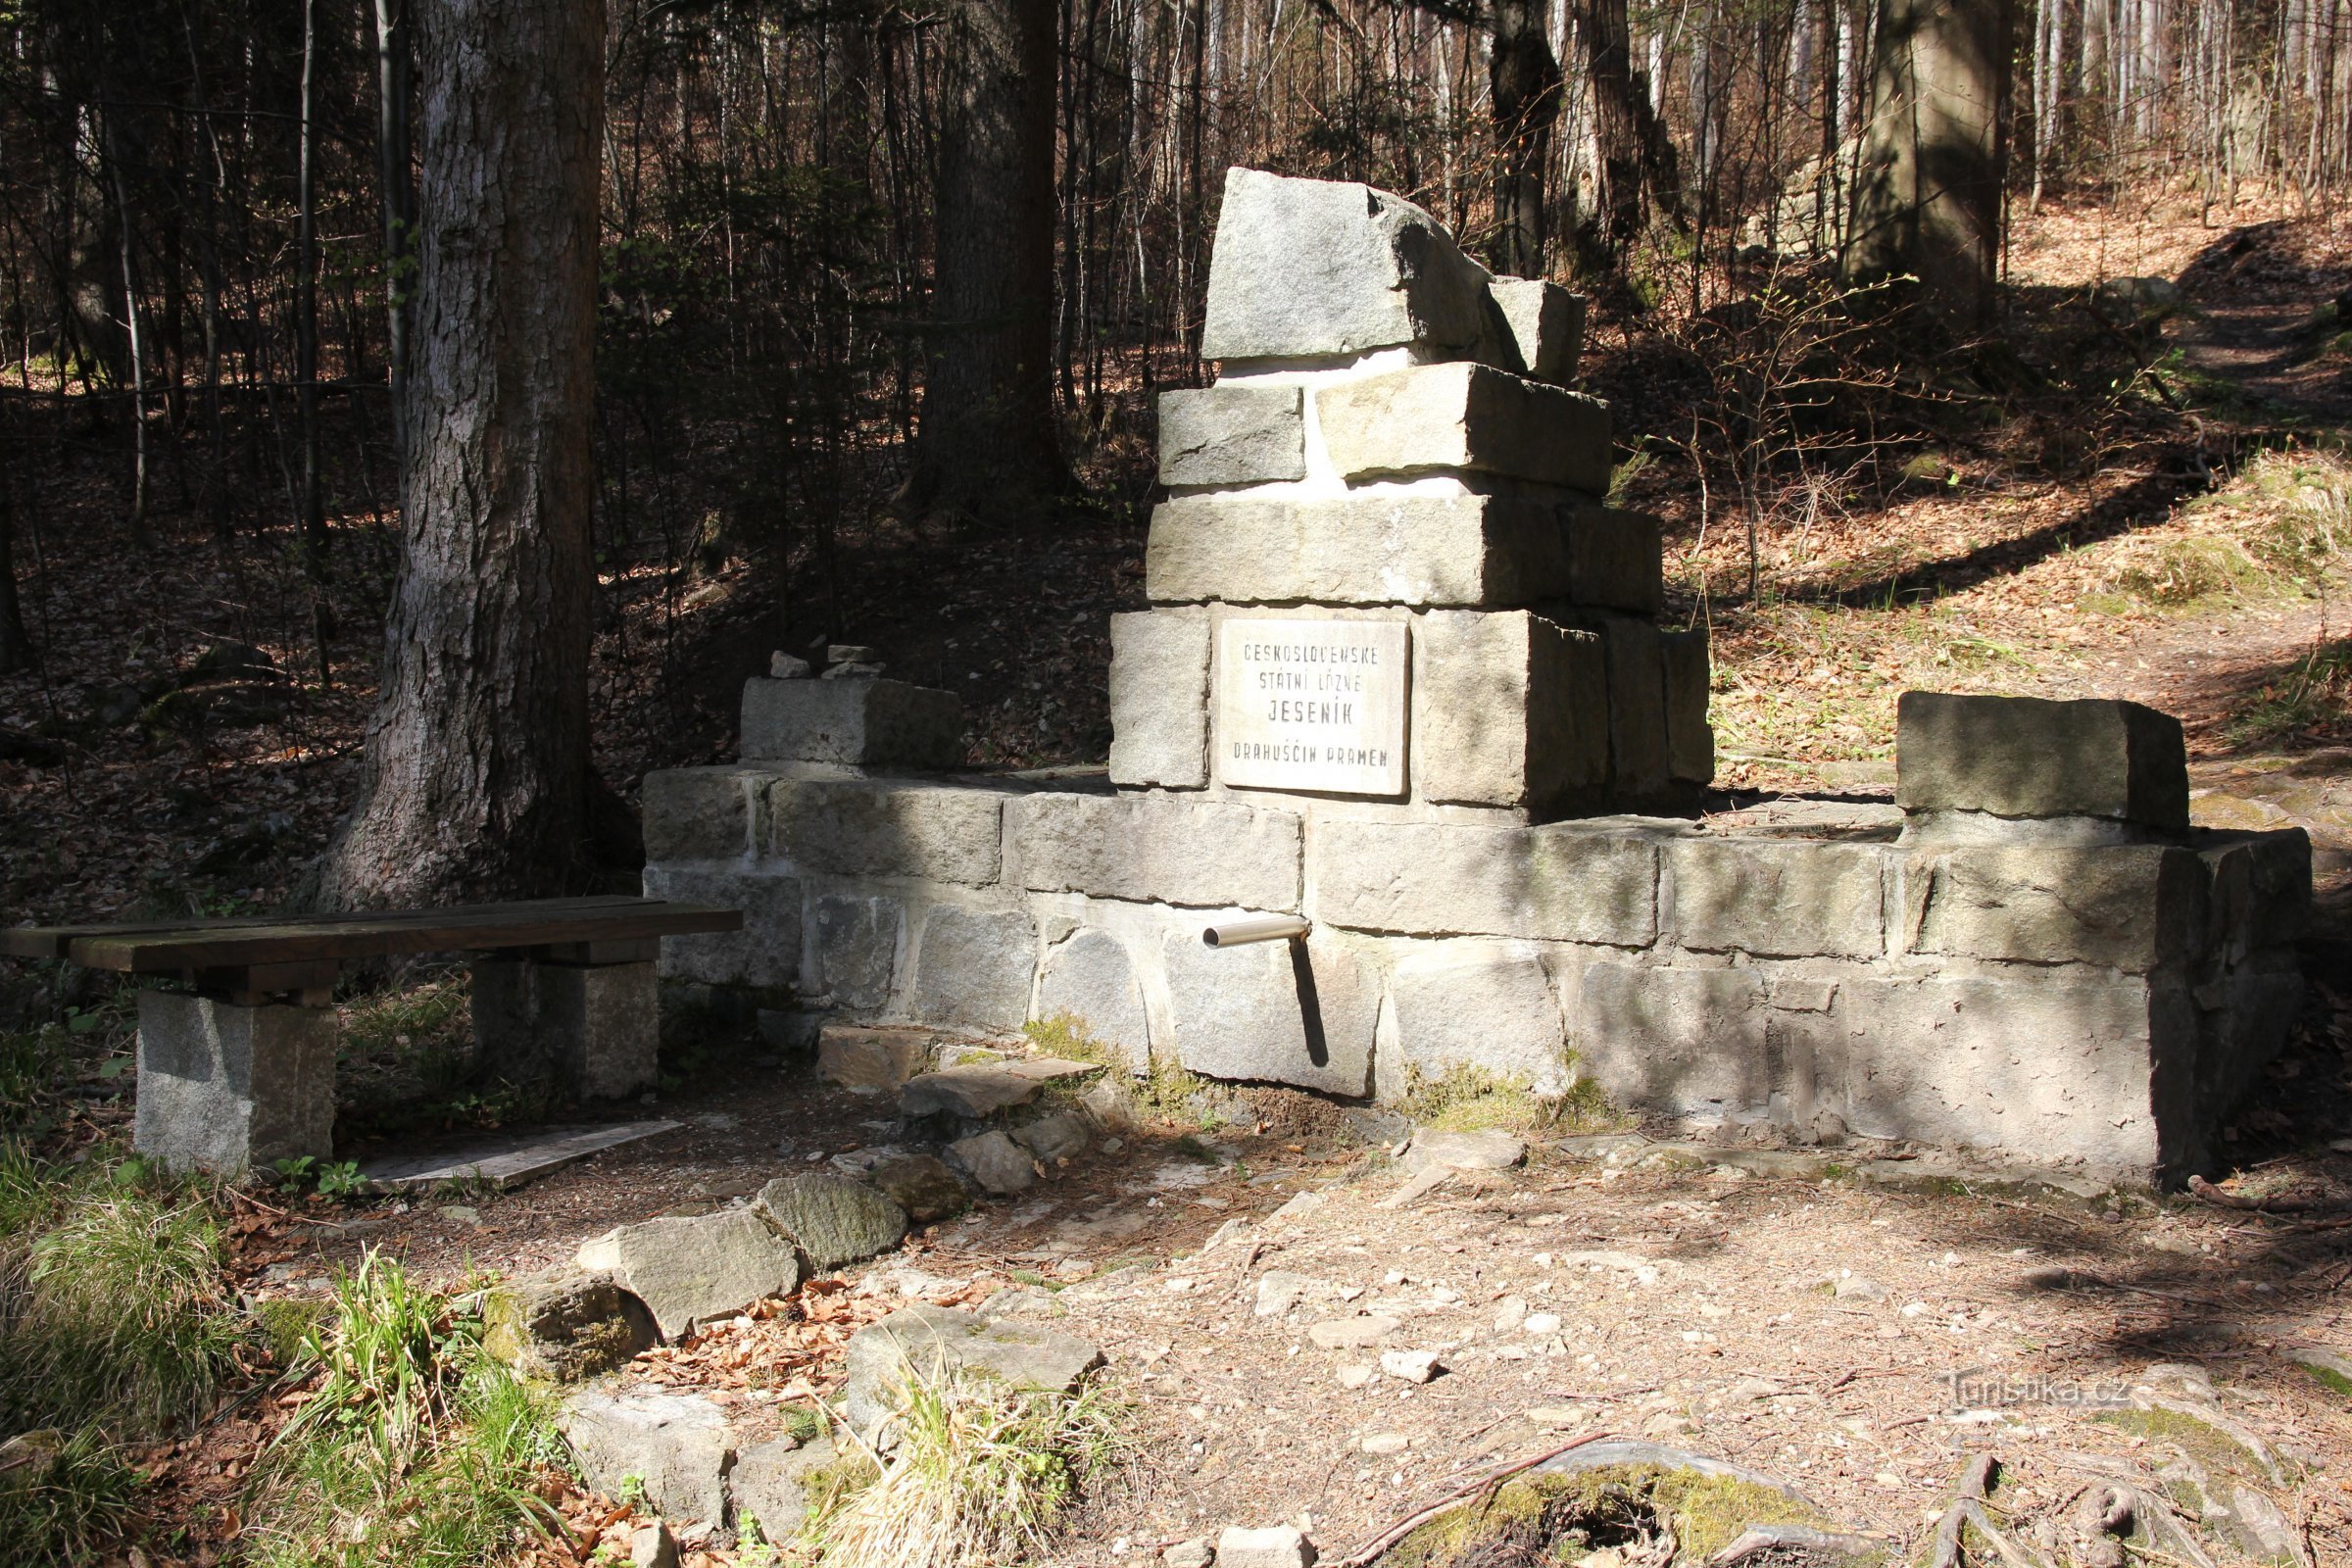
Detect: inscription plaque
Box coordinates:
(1216, 616, 1408, 796)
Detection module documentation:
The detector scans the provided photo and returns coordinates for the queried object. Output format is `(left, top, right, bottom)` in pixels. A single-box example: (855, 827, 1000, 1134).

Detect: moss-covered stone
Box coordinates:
(1379, 1462, 1829, 1567)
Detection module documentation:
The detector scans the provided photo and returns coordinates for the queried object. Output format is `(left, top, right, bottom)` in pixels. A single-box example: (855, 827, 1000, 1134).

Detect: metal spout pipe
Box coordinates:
(1200, 915, 1310, 948)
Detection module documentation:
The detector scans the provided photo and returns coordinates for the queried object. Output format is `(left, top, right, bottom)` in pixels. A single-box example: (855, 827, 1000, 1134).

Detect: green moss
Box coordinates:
(2297, 1362, 2352, 1398)
(781, 1402, 828, 1445)
(2092, 1407, 2267, 1486)
(254, 1298, 329, 1368)
(1396, 1063, 1623, 1138)
(1378, 1464, 1827, 1568)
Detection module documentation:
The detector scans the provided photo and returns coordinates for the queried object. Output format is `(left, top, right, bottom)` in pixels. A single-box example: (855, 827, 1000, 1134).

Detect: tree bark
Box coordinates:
(1489, 0, 1564, 275)
(374, 0, 417, 479)
(1571, 0, 1687, 265)
(1844, 0, 2013, 325)
(314, 0, 605, 909)
(895, 0, 1066, 519)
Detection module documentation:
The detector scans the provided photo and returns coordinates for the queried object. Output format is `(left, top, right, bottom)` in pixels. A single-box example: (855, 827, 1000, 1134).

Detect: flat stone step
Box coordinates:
(899, 1057, 1102, 1120)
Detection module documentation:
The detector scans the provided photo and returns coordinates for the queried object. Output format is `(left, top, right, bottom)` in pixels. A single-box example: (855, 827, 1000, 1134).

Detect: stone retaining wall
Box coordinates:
(642, 764, 2309, 1184)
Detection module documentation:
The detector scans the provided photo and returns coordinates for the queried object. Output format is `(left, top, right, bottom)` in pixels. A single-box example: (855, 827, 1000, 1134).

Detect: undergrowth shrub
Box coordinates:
(808, 1366, 1125, 1568)
(2229, 638, 2352, 746)
(0, 1427, 143, 1564)
(244, 1250, 569, 1568)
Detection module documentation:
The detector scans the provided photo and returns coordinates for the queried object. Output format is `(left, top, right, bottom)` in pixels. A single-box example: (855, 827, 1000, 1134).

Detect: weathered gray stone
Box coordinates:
(1895, 692, 2189, 830)
(1146, 494, 1573, 609)
(642, 766, 764, 861)
(1011, 792, 1302, 911)
(1217, 1524, 1314, 1568)
(1387, 942, 1567, 1095)
(1200, 168, 1492, 362)
(810, 893, 901, 1009)
(481, 1267, 660, 1383)
(2196, 967, 2304, 1112)
(1573, 963, 1767, 1115)
(2201, 829, 2312, 962)
(1583, 614, 1670, 797)
(1807, 975, 2173, 1173)
(740, 676, 964, 768)
(945, 1130, 1036, 1195)
(1160, 930, 1376, 1096)
(1488, 276, 1586, 384)
(1410, 610, 1607, 811)
(471, 958, 659, 1101)
(817, 1025, 933, 1090)
(755, 1173, 909, 1271)
(1668, 840, 1886, 957)
(1308, 1315, 1399, 1348)
(1107, 610, 1210, 788)
(867, 1153, 969, 1222)
(1310, 819, 1659, 945)
(1316, 363, 1612, 494)
(641, 863, 801, 989)
(766, 778, 1006, 886)
(1405, 1127, 1527, 1171)
(843, 1303, 1104, 1437)
(1034, 928, 1150, 1071)
(906, 906, 1037, 1031)
(902, 1065, 1044, 1119)
(631, 1521, 679, 1568)
(732, 1434, 834, 1544)
(134, 991, 335, 1176)
(575, 1209, 802, 1339)
(1659, 628, 1714, 784)
(559, 1390, 735, 1525)
(1010, 1110, 1091, 1163)
(1158, 386, 1306, 486)
(1905, 845, 2206, 971)
(1559, 504, 1664, 614)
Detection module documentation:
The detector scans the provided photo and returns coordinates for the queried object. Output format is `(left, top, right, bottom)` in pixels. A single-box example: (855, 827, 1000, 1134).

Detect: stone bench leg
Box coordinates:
(134, 990, 337, 1176)
(471, 949, 659, 1102)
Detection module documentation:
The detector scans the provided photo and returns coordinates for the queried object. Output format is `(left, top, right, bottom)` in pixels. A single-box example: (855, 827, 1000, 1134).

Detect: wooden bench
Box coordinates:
(0, 896, 741, 1176)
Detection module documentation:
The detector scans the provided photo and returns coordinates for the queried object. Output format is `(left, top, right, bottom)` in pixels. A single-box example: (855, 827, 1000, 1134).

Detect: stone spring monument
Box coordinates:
(640, 168, 2311, 1185)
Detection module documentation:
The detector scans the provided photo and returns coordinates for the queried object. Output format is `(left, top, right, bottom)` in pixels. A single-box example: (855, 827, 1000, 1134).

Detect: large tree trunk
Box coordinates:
(1845, 0, 2013, 324)
(314, 0, 605, 909)
(1571, 0, 1688, 266)
(1489, 0, 1564, 276)
(895, 0, 1065, 520)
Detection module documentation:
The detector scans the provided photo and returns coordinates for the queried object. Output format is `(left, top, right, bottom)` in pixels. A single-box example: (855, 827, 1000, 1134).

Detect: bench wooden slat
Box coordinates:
(19, 899, 742, 973)
(0, 895, 668, 960)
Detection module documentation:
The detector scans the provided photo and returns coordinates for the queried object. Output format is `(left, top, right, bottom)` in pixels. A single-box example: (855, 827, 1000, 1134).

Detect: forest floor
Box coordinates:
(5, 181, 2352, 1565)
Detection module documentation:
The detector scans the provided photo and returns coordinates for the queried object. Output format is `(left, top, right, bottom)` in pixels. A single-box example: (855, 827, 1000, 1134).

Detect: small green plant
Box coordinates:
(315, 1162, 367, 1200)
(271, 1155, 319, 1191)
(807, 1365, 1126, 1568)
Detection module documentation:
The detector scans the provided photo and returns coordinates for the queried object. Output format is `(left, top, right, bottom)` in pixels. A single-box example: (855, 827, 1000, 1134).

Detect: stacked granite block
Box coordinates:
(1109, 167, 1709, 816)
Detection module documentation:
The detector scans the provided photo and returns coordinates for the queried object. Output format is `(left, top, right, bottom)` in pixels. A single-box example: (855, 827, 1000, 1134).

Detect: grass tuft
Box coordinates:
(1396, 1063, 1621, 1137)
(2227, 637, 2352, 746)
(0, 1427, 144, 1565)
(1024, 1012, 1210, 1127)
(808, 1365, 1125, 1568)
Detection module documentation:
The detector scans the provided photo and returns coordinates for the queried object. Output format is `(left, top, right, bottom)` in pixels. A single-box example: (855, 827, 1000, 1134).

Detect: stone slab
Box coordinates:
(1905, 844, 2206, 972)
(946, 1129, 1036, 1195)
(1200, 167, 1493, 362)
(766, 778, 1006, 887)
(575, 1208, 803, 1340)
(1387, 942, 1567, 1095)
(1034, 927, 1151, 1070)
(1659, 628, 1714, 784)
(844, 1304, 1103, 1440)
(740, 676, 964, 768)
(1157, 385, 1306, 486)
(906, 906, 1037, 1032)
(754, 1173, 909, 1271)
(1586, 614, 1670, 797)
(359, 1120, 680, 1194)
(559, 1390, 736, 1526)
(1895, 692, 2189, 830)
(1559, 504, 1665, 614)
(2201, 829, 2312, 962)
(809, 893, 901, 1009)
(1488, 276, 1586, 384)
(1667, 840, 1886, 957)
(134, 991, 336, 1176)
(1160, 929, 1376, 1096)
(1011, 791, 1302, 910)
(641, 766, 764, 862)
(641, 863, 801, 990)
(1316, 362, 1612, 494)
(1146, 494, 1574, 609)
(1310, 819, 1659, 945)
(482, 1267, 661, 1383)
(1217, 615, 1408, 796)
(1410, 610, 1607, 811)
(817, 1025, 934, 1090)
(733, 1435, 834, 1544)
(1107, 609, 1210, 788)
(471, 957, 659, 1102)
(1573, 963, 1768, 1116)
